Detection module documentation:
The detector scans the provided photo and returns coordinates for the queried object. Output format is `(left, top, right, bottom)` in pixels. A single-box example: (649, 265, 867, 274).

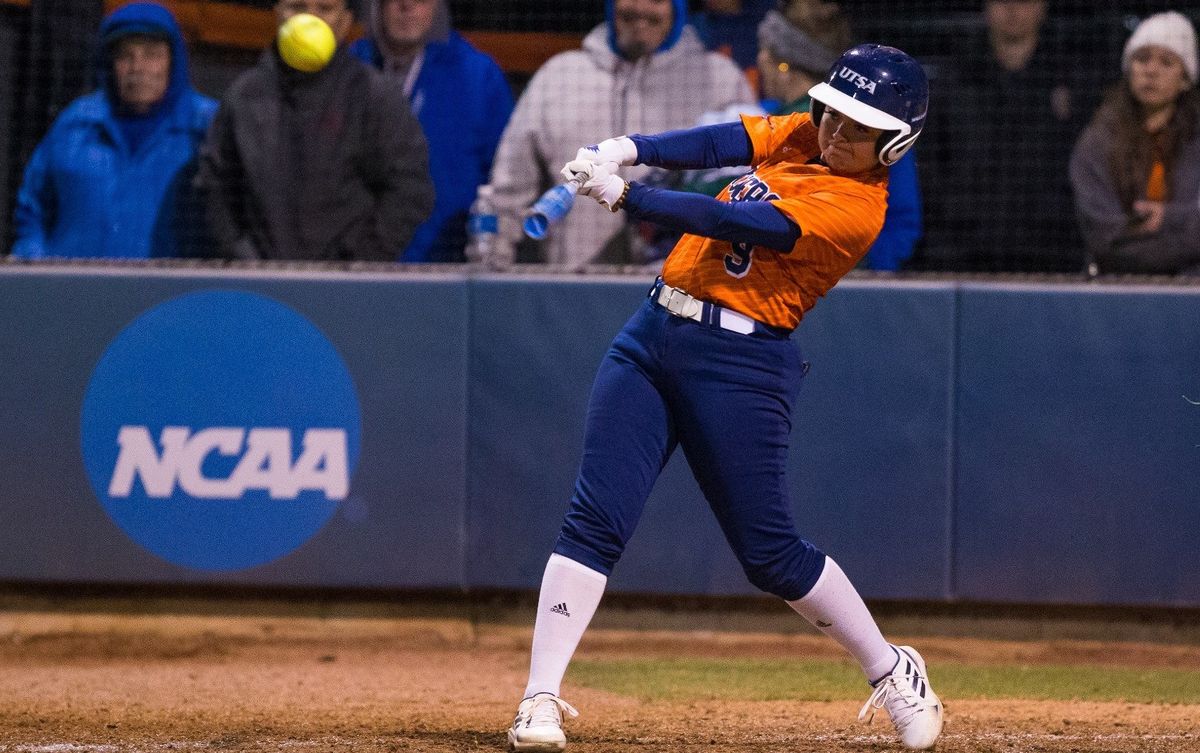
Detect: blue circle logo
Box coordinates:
(80, 290, 361, 571)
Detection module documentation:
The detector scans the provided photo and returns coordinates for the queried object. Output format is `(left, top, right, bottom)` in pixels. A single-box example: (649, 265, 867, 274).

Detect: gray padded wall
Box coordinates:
(0, 267, 1196, 607)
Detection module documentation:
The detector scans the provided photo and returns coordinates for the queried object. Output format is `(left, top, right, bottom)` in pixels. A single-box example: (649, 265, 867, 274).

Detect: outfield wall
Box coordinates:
(1, 265, 1197, 607)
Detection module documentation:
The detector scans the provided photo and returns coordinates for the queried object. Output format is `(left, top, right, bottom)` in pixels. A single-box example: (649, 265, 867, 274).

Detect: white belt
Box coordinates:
(653, 282, 758, 336)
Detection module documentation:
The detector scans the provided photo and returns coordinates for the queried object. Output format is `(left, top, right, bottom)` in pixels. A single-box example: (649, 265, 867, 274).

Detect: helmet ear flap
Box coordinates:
(876, 129, 920, 166)
(810, 99, 826, 128)
(875, 130, 900, 165)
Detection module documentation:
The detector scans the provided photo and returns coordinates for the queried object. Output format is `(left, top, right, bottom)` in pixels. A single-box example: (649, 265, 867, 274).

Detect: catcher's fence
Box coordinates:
(2, 1, 1197, 273)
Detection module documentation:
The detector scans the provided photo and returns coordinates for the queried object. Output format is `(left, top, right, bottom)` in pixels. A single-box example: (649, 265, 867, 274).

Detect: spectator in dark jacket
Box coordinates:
(351, 0, 513, 262)
(12, 2, 216, 259)
(921, 0, 1095, 273)
(198, 0, 433, 262)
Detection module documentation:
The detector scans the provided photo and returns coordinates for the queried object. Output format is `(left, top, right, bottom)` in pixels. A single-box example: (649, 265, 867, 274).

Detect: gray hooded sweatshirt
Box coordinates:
(488, 22, 754, 268)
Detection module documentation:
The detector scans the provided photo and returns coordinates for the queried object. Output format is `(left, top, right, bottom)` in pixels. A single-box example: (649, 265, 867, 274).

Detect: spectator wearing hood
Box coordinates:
(198, 0, 433, 262)
(351, 0, 514, 262)
(487, 0, 755, 268)
(757, 3, 923, 271)
(12, 2, 216, 259)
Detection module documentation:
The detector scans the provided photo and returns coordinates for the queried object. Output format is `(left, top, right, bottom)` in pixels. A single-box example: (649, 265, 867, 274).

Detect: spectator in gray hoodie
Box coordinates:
(1070, 10, 1200, 276)
(487, 0, 754, 269)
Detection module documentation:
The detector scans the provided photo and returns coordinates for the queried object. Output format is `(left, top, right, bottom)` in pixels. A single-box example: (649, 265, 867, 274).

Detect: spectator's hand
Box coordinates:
(574, 137, 638, 167)
(1131, 200, 1165, 235)
(561, 160, 628, 212)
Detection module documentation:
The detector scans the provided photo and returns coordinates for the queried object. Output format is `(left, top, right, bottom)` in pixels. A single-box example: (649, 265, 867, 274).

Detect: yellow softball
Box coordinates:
(277, 13, 335, 74)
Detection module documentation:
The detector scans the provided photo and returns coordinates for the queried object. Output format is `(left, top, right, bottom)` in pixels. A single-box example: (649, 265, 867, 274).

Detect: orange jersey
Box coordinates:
(660, 112, 889, 330)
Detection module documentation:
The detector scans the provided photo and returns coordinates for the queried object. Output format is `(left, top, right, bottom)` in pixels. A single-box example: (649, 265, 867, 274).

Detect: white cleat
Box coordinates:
(507, 692, 579, 752)
(859, 645, 944, 750)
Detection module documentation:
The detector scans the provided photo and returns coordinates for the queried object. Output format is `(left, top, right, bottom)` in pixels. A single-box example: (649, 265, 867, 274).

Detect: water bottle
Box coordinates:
(466, 184, 499, 263)
(523, 181, 581, 240)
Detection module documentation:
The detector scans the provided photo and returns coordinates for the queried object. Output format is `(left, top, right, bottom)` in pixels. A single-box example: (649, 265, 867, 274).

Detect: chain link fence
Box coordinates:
(1, 1, 1197, 275)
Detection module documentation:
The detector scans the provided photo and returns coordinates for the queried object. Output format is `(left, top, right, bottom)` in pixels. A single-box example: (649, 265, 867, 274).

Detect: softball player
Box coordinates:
(508, 44, 941, 752)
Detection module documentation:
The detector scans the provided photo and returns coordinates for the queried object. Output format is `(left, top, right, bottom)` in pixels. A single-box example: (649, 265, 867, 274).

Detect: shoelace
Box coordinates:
(858, 673, 924, 729)
(525, 694, 579, 728)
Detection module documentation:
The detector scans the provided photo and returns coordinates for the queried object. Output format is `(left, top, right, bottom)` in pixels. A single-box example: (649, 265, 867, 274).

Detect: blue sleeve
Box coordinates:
(630, 122, 754, 171)
(12, 140, 54, 259)
(863, 151, 922, 271)
(624, 182, 800, 251)
(480, 61, 515, 173)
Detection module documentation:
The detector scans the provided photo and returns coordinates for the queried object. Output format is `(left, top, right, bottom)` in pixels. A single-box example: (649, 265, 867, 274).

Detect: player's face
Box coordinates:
(112, 36, 171, 114)
(1129, 45, 1192, 110)
(817, 107, 884, 176)
(985, 0, 1046, 43)
(613, 0, 674, 60)
(276, 0, 351, 41)
(381, 0, 438, 53)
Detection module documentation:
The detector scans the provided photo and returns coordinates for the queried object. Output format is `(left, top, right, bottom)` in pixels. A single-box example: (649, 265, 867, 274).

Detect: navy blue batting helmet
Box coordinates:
(808, 44, 929, 166)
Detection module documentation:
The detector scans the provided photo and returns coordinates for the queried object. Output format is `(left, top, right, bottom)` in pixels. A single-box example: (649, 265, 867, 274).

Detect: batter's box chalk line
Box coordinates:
(3, 732, 1195, 752)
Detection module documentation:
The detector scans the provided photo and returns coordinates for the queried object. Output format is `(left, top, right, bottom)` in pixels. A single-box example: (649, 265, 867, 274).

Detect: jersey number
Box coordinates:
(724, 244, 753, 277)
(722, 175, 779, 279)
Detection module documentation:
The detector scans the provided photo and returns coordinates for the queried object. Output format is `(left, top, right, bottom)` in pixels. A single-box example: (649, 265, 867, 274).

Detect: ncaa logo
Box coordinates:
(80, 290, 361, 571)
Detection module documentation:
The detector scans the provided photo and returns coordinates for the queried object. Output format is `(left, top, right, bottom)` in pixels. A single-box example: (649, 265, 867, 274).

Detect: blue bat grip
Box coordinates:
(523, 182, 581, 240)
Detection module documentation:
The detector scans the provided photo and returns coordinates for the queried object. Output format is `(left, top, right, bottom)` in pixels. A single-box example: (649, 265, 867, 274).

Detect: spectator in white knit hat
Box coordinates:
(1069, 10, 1200, 276)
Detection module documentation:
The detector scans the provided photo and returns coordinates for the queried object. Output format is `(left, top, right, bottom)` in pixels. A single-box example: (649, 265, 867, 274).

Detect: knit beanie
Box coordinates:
(1122, 11, 1198, 84)
(756, 10, 837, 77)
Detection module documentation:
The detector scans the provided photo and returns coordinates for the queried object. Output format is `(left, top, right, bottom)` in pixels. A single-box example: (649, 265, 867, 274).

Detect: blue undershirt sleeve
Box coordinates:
(623, 182, 801, 252)
(630, 123, 754, 170)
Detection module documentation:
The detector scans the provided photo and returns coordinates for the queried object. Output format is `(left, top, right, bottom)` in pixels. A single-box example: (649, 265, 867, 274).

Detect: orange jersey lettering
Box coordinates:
(661, 112, 888, 330)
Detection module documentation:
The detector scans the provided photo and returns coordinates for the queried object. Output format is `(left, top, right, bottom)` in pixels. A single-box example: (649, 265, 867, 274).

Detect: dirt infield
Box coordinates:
(1, 602, 1198, 753)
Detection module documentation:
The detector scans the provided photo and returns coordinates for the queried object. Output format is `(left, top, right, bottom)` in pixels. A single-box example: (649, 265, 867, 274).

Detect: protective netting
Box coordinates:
(1, 1, 1197, 275)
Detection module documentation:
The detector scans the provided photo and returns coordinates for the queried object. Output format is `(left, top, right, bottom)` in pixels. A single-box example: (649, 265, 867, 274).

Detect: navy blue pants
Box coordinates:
(554, 297, 826, 601)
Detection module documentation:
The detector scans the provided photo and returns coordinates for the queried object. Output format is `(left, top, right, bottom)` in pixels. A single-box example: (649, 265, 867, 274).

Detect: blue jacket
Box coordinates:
(12, 3, 216, 259)
(692, 0, 774, 69)
(867, 148, 923, 271)
(352, 31, 514, 262)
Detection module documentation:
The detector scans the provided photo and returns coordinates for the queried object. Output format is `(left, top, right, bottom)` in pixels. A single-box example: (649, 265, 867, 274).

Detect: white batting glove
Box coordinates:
(560, 160, 629, 212)
(574, 136, 638, 167)
(560, 158, 605, 185)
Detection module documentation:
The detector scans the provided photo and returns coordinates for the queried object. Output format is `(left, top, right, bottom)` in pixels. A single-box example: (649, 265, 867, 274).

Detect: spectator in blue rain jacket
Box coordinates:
(12, 2, 216, 259)
(351, 0, 514, 262)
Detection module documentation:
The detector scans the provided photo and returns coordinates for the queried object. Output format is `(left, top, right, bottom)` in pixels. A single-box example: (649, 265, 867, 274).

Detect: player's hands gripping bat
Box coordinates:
(560, 160, 628, 212)
(524, 137, 639, 238)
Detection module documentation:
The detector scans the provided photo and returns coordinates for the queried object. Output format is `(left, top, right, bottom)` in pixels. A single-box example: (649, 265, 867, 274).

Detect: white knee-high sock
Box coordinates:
(786, 556, 898, 683)
(523, 553, 608, 698)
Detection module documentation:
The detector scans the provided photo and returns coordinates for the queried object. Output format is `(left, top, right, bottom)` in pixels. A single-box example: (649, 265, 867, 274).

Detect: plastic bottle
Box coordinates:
(466, 184, 499, 263)
(523, 181, 581, 240)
